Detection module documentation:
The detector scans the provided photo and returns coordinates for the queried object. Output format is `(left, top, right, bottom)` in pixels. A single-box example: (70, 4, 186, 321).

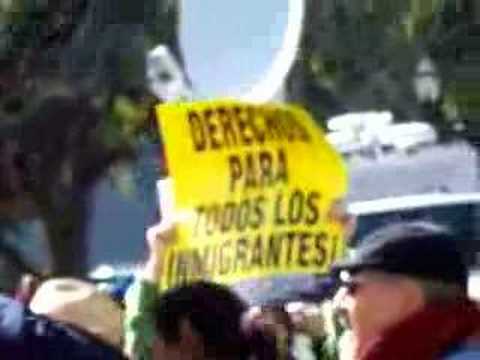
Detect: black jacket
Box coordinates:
(0, 294, 126, 359)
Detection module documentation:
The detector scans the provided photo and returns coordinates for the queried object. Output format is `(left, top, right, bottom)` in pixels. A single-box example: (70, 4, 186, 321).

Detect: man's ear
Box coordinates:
(179, 318, 205, 357)
(397, 277, 427, 312)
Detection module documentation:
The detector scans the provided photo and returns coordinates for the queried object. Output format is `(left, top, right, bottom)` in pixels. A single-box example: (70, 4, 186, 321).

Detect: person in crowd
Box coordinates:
(124, 221, 277, 360)
(14, 273, 41, 305)
(261, 305, 295, 360)
(29, 277, 125, 351)
(0, 292, 127, 359)
(288, 306, 318, 360)
(153, 280, 276, 360)
(331, 221, 480, 360)
(289, 304, 333, 360)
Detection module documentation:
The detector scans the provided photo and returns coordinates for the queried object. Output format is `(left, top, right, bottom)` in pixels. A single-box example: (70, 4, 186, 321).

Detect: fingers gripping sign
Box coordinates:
(146, 221, 176, 258)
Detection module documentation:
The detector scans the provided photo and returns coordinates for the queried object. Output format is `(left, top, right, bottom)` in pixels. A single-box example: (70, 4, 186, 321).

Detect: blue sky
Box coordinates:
(179, 0, 290, 99)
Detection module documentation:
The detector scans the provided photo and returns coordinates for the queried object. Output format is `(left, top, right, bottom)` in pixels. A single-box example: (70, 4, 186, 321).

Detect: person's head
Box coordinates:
(153, 281, 275, 360)
(332, 221, 468, 346)
(29, 277, 124, 349)
(261, 305, 293, 339)
(290, 306, 326, 339)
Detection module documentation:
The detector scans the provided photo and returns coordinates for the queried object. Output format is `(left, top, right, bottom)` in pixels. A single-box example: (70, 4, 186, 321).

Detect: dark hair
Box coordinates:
(155, 281, 276, 360)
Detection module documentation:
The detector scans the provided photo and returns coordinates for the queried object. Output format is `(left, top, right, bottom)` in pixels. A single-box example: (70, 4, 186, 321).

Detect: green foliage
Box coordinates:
(0, 0, 178, 276)
(289, 0, 480, 140)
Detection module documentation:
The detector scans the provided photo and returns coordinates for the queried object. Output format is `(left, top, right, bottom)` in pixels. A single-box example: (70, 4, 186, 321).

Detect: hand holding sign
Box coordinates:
(146, 221, 176, 262)
(156, 100, 348, 290)
(143, 178, 177, 283)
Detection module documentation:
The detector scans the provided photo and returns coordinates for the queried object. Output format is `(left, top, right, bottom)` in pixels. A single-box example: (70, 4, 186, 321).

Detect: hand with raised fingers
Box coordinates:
(143, 220, 176, 282)
(146, 220, 176, 258)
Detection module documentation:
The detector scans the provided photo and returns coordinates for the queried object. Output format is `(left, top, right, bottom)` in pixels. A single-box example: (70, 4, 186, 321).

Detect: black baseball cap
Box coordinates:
(331, 221, 468, 290)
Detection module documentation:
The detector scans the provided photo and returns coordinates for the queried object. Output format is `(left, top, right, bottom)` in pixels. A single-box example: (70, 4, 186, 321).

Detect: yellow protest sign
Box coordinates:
(156, 100, 348, 290)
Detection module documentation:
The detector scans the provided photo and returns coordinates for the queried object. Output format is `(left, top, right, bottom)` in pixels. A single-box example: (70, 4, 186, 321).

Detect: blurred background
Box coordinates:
(1, 0, 480, 303)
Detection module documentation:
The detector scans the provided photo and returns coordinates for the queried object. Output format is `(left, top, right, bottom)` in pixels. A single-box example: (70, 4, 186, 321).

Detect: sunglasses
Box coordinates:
(337, 278, 367, 296)
(337, 271, 399, 296)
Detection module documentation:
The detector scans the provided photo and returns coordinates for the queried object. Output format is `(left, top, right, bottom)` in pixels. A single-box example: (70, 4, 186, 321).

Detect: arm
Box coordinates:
(124, 223, 175, 360)
(123, 277, 158, 359)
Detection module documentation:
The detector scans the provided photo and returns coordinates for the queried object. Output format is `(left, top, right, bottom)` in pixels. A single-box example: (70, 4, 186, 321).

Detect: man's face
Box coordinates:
(334, 270, 425, 345)
(152, 318, 204, 360)
(152, 337, 187, 360)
